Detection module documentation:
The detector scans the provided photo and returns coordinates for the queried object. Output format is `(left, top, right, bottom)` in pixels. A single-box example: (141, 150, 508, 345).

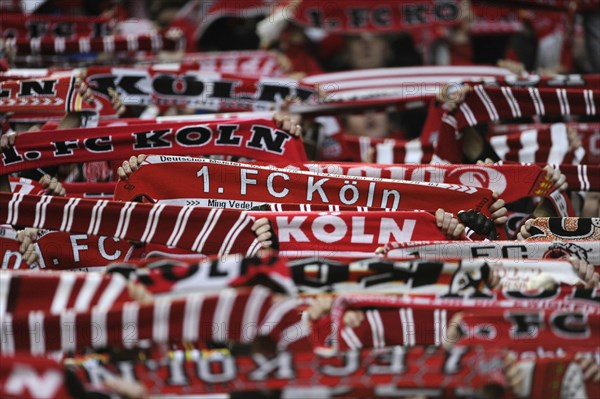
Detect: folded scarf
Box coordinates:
(114, 156, 496, 217)
(0, 193, 261, 257)
(1, 119, 307, 174)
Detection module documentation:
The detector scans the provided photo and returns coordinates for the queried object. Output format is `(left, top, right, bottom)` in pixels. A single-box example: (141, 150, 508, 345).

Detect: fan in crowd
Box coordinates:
(0, 1, 599, 399)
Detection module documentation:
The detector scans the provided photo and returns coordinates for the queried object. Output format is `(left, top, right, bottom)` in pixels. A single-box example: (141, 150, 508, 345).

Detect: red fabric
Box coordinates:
(250, 210, 450, 259)
(67, 346, 506, 396)
(0, 76, 95, 114)
(321, 294, 600, 352)
(33, 232, 141, 270)
(114, 156, 496, 216)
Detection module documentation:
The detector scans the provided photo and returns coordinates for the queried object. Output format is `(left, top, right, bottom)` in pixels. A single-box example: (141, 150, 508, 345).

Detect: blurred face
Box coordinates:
(344, 110, 390, 138)
(346, 34, 390, 70)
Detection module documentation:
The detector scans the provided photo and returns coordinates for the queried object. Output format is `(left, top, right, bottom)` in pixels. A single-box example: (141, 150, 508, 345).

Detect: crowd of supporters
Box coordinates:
(0, 1, 599, 398)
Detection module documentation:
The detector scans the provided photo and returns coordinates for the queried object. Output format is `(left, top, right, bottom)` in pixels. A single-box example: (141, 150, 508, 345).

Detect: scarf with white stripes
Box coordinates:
(114, 156, 497, 217)
(435, 86, 599, 163)
(5, 32, 184, 56)
(0, 193, 261, 257)
(0, 270, 131, 317)
(489, 124, 588, 165)
(0, 286, 303, 356)
(0, 13, 112, 40)
(0, 119, 307, 174)
(321, 293, 600, 353)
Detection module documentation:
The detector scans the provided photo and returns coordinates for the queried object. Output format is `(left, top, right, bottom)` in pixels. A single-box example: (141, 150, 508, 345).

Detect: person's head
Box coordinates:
(343, 108, 391, 138)
(345, 33, 392, 70)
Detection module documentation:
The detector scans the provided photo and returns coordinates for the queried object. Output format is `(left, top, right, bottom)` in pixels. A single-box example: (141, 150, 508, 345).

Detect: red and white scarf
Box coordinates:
(5, 32, 185, 56)
(322, 294, 599, 352)
(0, 270, 131, 316)
(1, 119, 307, 174)
(14, 346, 505, 398)
(489, 124, 588, 165)
(1, 286, 302, 355)
(178, 50, 287, 77)
(286, 257, 584, 294)
(0, 13, 113, 40)
(0, 193, 261, 257)
(435, 85, 599, 163)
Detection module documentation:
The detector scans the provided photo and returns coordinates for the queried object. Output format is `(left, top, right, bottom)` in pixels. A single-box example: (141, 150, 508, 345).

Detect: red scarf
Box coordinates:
(1, 119, 307, 174)
(114, 156, 496, 216)
(251, 210, 453, 259)
(276, 161, 573, 215)
(459, 308, 600, 348)
(0, 76, 95, 115)
(435, 85, 599, 163)
(322, 294, 600, 352)
(0, 193, 260, 257)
